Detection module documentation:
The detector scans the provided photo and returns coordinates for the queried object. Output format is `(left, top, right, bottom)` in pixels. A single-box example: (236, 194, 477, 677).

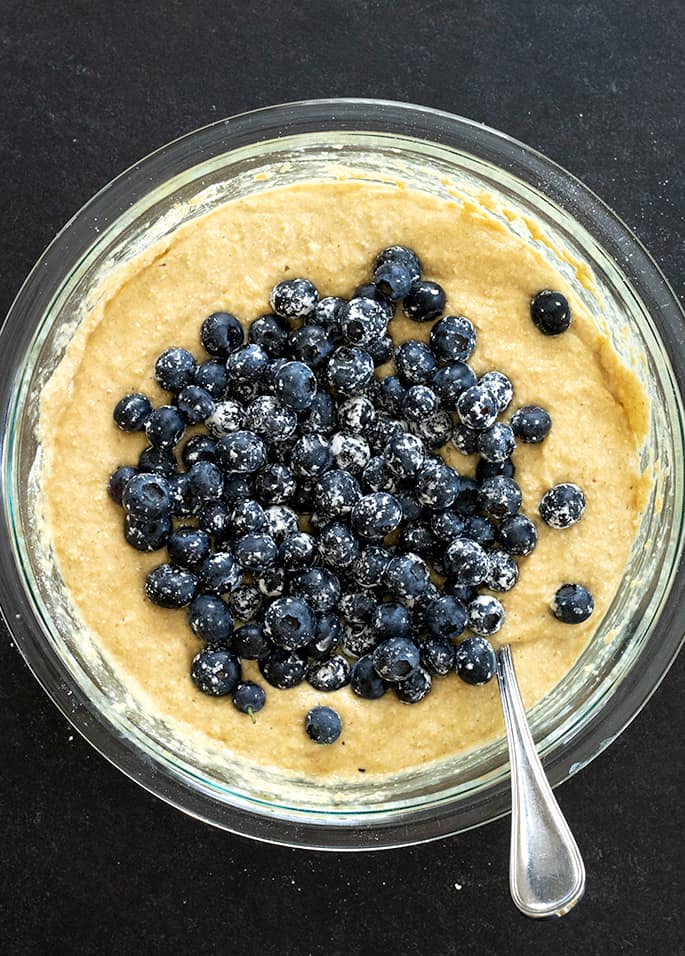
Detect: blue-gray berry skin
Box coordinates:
(124, 514, 172, 552)
(479, 476, 523, 519)
(289, 324, 335, 368)
(552, 584, 594, 623)
(429, 315, 476, 363)
(318, 521, 360, 568)
(306, 612, 344, 660)
(182, 434, 217, 468)
(193, 358, 229, 398)
(539, 483, 586, 529)
(122, 472, 171, 520)
(467, 595, 505, 636)
(479, 370, 513, 412)
(108, 465, 137, 504)
(233, 532, 278, 573)
(497, 514, 538, 556)
(411, 410, 453, 449)
(510, 405, 552, 443)
(444, 538, 490, 587)
(402, 384, 439, 422)
(456, 384, 498, 430)
(403, 279, 446, 323)
(264, 596, 316, 650)
(485, 550, 519, 592)
(372, 637, 420, 682)
(362, 457, 399, 494)
(339, 297, 389, 346)
(308, 296, 346, 337)
(177, 385, 215, 424)
(270, 278, 319, 318)
(424, 595, 468, 640)
(191, 646, 242, 696)
(232, 622, 270, 659)
(477, 423, 516, 463)
(197, 500, 232, 540)
(154, 347, 196, 392)
(455, 636, 497, 685)
(395, 340, 437, 385)
(395, 665, 432, 704)
(274, 360, 318, 411)
(305, 706, 342, 744)
(306, 655, 351, 692)
(232, 681, 267, 715)
(384, 552, 431, 603)
(351, 492, 403, 540)
(215, 430, 267, 474)
(255, 463, 296, 505)
(279, 531, 317, 570)
(249, 313, 290, 357)
(476, 457, 516, 482)
(145, 405, 186, 449)
(350, 654, 388, 699)
(188, 594, 234, 644)
(145, 563, 198, 608)
(139, 445, 177, 477)
(199, 550, 243, 594)
(351, 546, 392, 589)
(298, 390, 338, 435)
(167, 527, 211, 568)
(415, 459, 460, 509)
(290, 567, 341, 612)
(374, 257, 415, 301)
(327, 346, 375, 395)
(244, 395, 297, 442)
(530, 289, 571, 335)
(384, 431, 426, 479)
(372, 602, 412, 641)
(420, 638, 456, 676)
(329, 432, 370, 475)
(260, 647, 307, 689)
(432, 362, 477, 409)
(113, 393, 151, 431)
(201, 312, 244, 357)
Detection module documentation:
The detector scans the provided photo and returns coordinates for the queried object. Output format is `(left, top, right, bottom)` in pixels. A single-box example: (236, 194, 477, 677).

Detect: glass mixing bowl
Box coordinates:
(1, 99, 684, 850)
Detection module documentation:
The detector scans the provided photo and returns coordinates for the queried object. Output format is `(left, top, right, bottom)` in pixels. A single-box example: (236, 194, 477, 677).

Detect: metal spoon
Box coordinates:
(496, 644, 586, 918)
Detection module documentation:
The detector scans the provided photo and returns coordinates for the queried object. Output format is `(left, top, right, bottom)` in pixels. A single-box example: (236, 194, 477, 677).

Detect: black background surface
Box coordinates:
(1, 2, 684, 953)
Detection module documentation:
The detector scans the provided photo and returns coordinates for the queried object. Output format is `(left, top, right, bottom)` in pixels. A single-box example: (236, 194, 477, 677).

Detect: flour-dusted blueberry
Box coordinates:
(361, 456, 399, 494)
(531, 289, 571, 335)
(167, 526, 211, 568)
(233, 532, 278, 572)
(255, 463, 296, 505)
(351, 492, 403, 539)
(497, 514, 538, 556)
(371, 602, 412, 641)
(552, 583, 594, 623)
(423, 594, 468, 641)
(476, 458, 516, 482)
(154, 347, 196, 393)
(396, 665, 432, 704)
(393, 492, 421, 526)
(298, 390, 338, 435)
(289, 324, 335, 368)
(510, 405, 552, 443)
(274, 360, 318, 411)
(410, 410, 453, 449)
(422, 638, 458, 677)
(337, 396, 376, 434)
(226, 380, 259, 404)
(313, 468, 361, 519)
(248, 313, 290, 357)
(395, 340, 437, 385)
(398, 523, 437, 560)
(415, 459, 460, 509)
(261, 357, 289, 395)
(402, 384, 439, 422)
(255, 566, 288, 599)
(318, 521, 360, 568)
(182, 434, 217, 468)
(138, 445, 177, 477)
(444, 538, 490, 587)
(430, 508, 465, 542)
(215, 430, 267, 474)
(383, 431, 426, 479)
(456, 384, 498, 430)
(262, 504, 299, 542)
(366, 334, 395, 367)
(338, 591, 377, 625)
(477, 423, 516, 463)
(479, 371, 514, 413)
(329, 432, 370, 475)
(374, 246, 420, 300)
(384, 552, 430, 603)
(403, 279, 446, 323)
(291, 433, 333, 480)
(451, 423, 480, 456)
(221, 473, 253, 504)
(260, 647, 307, 689)
(443, 582, 479, 605)
(463, 515, 497, 548)
(108, 465, 137, 504)
(199, 550, 242, 594)
(290, 567, 341, 611)
(375, 244, 421, 282)
(350, 654, 387, 699)
(193, 358, 228, 399)
(339, 297, 388, 346)
(124, 514, 172, 552)
(292, 482, 318, 516)
(372, 636, 420, 682)
(485, 550, 519, 592)
(270, 278, 319, 318)
(305, 706, 342, 744)
(122, 472, 172, 519)
(145, 563, 198, 608)
(479, 476, 522, 518)
(229, 587, 264, 624)
(308, 295, 346, 337)
(191, 645, 242, 696)
(307, 655, 351, 692)
(264, 595, 316, 650)
(232, 622, 268, 666)
(188, 460, 224, 502)
(455, 636, 497, 685)
(279, 531, 317, 570)
(226, 344, 269, 385)
(468, 595, 505, 636)
(429, 315, 477, 364)
(188, 594, 234, 644)
(145, 405, 186, 448)
(177, 385, 215, 425)
(113, 393, 152, 431)
(354, 282, 395, 321)
(232, 681, 267, 716)
(167, 472, 193, 517)
(197, 500, 232, 539)
(364, 413, 405, 455)
(432, 362, 477, 409)
(377, 375, 406, 415)
(229, 498, 266, 535)
(201, 312, 244, 357)
(453, 476, 480, 516)
(306, 611, 344, 660)
(539, 482, 586, 529)
(351, 545, 392, 589)
(244, 395, 297, 443)
(327, 346, 374, 395)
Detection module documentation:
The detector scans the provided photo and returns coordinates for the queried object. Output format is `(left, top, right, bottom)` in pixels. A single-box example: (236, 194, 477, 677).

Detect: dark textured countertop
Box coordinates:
(1, 2, 683, 953)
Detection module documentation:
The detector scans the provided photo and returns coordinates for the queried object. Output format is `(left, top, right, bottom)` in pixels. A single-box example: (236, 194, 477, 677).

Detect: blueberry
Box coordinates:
(395, 340, 437, 385)
(108, 465, 137, 504)
(270, 278, 319, 318)
(232, 681, 267, 716)
(327, 346, 374, 395)
(364, 413, 405, 455)
(193, 358, 228, 399)
(430, 509, 465, 542)
(539, 483, 586, 529)
(201, 312, 244, 357)
(384, 552, 430, 603)
(290, 567, 341, 611)
(138, 445, 177, 477)
(145, 563, 198, 608)
(443, 582, 479, 605)
(260, 647, 307, 689)
(306, 612, 344, 659)
(497, 514, 538, 556)
(477, 423, 516, 463)
(291, 434, 333, 480)
(113, 393, 151, 431)
(467, 595, 505, 636)
(476, 458, 516, 482)
(123, 514, 172, 552)
(313, 468, 361, 519)
(262, 504, 298, 541)
(396, 665, 432, 704)
(167, 527, 211, 568)
(308, 296, 345, 337)
(274, 360, 318, 411)
(197, 500, 232, 539)
(374, 246, 420, 299)
(485, 550, 519, 592)
(463, 514, 497, 548)
(451, 423, 480, 456)
(233, 532, 278, 572)
(248, 313, 289, 357)
(377, 375, 406, 415)
(343, 619, 381, 659)
(337, 590, 377, 624)
(552, 583, 594, 623)
(232, 621, 269, 658)
(361, 456, 398, 495)
(215, 430, 267, 474)
(350, 654, 387, 699)
(154, 347, 196, 392)
(199, 550, 242, 594)
(479, 371, 513, 412)
(429, 315, 476, 363)
(354, 282, 395, 321)
(339, 297, 388, 346)
(188, 594, 234, 643)
(479, 476, 522, 518)
(432, 362, 477, 409)
(318, 522, 360, 568)
(402, 385, 439, 422)
(372, 602, 412, 640)
(305, 706, 342, 744)
(531, 289, 571, 335)
(245, 396, 297, 442)
(383, 432, 426, 479)
(396, 490, 423, 524)
(181, 434, 217, 468)
(511, 405, 552, 443)
(226, 344, 269, 385)
(403, 279, 446, 323)
(444, 538, 490, 587)
(456, 384, 498, 430)
(453, 476, 480, 516)
(415, 459, 460, 509)
(351, 546, 392, 589)
(410, 410, 453, 449)
(307, 655, 351, 692)
(255, 463, 296, 505)
(329, 432, 370, 475)
(191, 645, 242, 696)
(145, 405, 185, 448)
(420, 638, 456, 676)
(298, 390, 338, 435)
(398, 523, 437, 559)
(289, 324, 335, 368)
(167, 472, 194, 517)
(221, 473, 253, 504)
(375, 244, 421, 280)
(122, 472, 171, 519)
(366, 334, 395, 366)
(351, 492, 403, 539)
(455, 636, 497, 685)
(177, 385, 215, 425)
(278, 531, 315, 570)
(261, 357, 289, 394)
(372, 637, 420, 681)
(424, 595, 468, 640)
(187, 460, 224, 502)
(226, 380, 259, 404)
(337, 396, 376, 433)
(229, 498, 266, 535)
(255, 566, 288, 598)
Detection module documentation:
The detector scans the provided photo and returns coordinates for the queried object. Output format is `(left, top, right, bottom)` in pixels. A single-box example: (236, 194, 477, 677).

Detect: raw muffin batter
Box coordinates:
(39, 177, 648, 780)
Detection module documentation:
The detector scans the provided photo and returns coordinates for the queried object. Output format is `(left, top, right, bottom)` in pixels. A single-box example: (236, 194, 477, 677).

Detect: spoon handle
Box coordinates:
(496, 644, 586, 918)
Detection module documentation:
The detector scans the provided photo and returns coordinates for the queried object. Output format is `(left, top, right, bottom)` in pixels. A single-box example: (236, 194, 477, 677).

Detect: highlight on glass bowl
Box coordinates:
(1, 99, 683, 850)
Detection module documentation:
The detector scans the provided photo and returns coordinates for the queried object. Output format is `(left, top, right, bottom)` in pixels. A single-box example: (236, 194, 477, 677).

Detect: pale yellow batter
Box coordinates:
(38, 179, 648, 780)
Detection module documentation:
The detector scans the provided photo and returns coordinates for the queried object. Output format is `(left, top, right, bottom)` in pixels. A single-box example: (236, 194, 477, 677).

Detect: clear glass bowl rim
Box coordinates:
(1, 98, 684, 851)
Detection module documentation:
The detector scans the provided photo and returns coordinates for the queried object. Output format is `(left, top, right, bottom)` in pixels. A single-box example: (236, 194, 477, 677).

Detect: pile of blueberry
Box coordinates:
(108, 246, 593, 746)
